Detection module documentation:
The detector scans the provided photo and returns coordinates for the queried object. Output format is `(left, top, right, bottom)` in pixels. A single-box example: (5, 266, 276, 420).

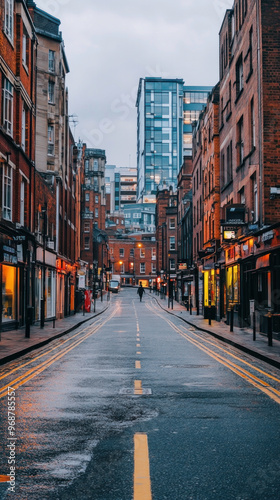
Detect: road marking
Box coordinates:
(134, 433, 152, 500)
(148, 305, 280, 405)
(134, 380, 143, 395)
(0, 308, 118, 399)
(137, 343, 141, 347)
(137, 352, 141, 355)
(135, 361, 141, 369)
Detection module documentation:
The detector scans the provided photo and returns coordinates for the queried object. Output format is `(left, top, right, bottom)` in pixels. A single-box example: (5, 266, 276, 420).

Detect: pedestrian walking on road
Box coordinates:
(137, 283, 145, 302)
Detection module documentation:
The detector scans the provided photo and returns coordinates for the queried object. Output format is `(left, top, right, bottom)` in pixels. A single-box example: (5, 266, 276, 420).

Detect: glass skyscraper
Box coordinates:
(136, 77, 184, 202)
(183, 86, 213, 157)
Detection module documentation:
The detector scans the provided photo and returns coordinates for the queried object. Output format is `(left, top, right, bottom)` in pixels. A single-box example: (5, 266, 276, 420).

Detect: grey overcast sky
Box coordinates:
(35, 0, 232, 167)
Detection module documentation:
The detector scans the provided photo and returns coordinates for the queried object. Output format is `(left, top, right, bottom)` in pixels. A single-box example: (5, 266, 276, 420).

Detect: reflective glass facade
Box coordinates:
(136, 78, 184, 201)
(183, 86, 213, 157)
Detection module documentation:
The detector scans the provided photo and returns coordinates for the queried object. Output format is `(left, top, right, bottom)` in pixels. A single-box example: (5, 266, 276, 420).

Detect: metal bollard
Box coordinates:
(253, 311, 256, 341)
(230, 307, 234, 332)
(267, 313, 273, 347)
(208, 307, 211, 326)
(53, 318, 56, 328)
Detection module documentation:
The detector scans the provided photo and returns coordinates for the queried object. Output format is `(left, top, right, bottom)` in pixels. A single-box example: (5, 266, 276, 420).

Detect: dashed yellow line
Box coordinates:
(135, 361, 141, 369)
(134, 380, 143, 395)
(134, 433, 152, 500)
(137, 344, 141, 348)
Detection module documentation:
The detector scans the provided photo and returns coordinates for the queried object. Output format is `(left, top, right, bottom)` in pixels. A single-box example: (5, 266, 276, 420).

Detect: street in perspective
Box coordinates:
(0, 288, 280, 499)
(1, 0, 280, 498)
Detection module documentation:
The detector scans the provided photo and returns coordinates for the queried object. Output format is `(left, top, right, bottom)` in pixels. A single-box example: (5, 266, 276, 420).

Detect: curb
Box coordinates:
(0, 304, 110, 366)
(153, 297, 280, 370)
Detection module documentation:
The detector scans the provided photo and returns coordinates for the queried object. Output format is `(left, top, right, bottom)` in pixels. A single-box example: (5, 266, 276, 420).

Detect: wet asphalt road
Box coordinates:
(0, 288, 280, 500)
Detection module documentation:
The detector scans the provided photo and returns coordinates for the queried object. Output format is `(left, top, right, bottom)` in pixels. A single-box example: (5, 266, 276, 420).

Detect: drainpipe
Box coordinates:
(256, 0, 263, 227)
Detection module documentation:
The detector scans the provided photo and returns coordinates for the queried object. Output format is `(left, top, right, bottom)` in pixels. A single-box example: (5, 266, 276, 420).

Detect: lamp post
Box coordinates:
(40, 205, 47, 329)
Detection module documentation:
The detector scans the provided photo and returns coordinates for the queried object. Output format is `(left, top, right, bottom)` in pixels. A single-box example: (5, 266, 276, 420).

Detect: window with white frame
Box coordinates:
(152, 263, 156, 274)
(48, 50, 55, 72)
(170, 259, 176, 271)
(119, 248, 124, 257)
(120, 263, 125, 273)
(130, 248, 134, 257)
(169, 236, 175, 250)
(133, 212, 141, 218)
(95, 208, 98, 218)
(85, 193, 90, 202)
(21, 105, 26, 150)
(93, 160, 98, 171)
(48, 81, 55, 104)
(95, 195, 98, 203)
(4, 0, 14, 41)
(48, 125, 54, 155)
(3, 164, 12, 221)
(152, 247, 156, 260)
(140, 263, 145, 274)
(22, 30, 27, 66)
(140, 248, 145, 258)
(169, 218, 175, 229)
(20, 179, 26, 226)
(84, 222, 90, 232)
(3, 79, 13, 135)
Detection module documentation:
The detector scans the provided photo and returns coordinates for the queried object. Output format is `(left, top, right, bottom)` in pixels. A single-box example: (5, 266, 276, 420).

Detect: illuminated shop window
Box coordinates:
(2, 265, 16, 322)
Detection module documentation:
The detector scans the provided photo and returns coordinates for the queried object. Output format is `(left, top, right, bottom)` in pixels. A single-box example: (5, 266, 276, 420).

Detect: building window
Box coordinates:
(140, 248, 145, 258)
(251, 174, 258, 222)
(236, 55, 244, 97)
(93, 160, 98, 171)
(20, 179, 27, 226)
(169, 218, 175, 229)
(84, 237, 90, 250)
(85, 193, 90, 202)
(2, 265, 16, 322)
(48, 125, 54, 155)
(120, 263, 125, 273)
(239, 187, 245, 205)
(95, 208, 98, 218)
(237, 117, 244, 166)
(152, 247, 156, 260)
(169, 236, 175, 250)
(3, 79, 13, 135)
(22, 28, 29, 67)
(3, 164, 12, 221)
(226, 142, 233, 182)
(140, 263, 145, 274)
(152, 263, 156, 274)
(84, 222, 90, 232)
(49, 50, 55, 72)
(48, 81, 55, 104)
(4, 0, 13, 41)
(170, 259, 176, 271)
(250, 98, 256, 150)
(21, 105, 26, 151)
(249, 26, 253, 74)
(119, 248, 124, 257)
(95, 195, 98, 204)
(130, 249, 134, 258)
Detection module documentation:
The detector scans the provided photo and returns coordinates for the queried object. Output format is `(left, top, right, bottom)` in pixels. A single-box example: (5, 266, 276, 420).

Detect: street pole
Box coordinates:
(40, 207, 47, 329)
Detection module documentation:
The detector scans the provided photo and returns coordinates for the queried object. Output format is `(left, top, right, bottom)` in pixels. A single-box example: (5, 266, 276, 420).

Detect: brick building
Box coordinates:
(192, 84, 221, 319)
(0, 0, 36, 330)
(108, 234, 157, 288)
(219, 0, 280, 331)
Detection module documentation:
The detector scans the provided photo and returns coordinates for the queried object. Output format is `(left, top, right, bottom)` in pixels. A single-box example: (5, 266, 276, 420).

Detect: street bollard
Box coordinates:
(267, 313, 273, 347)
(230, 307, 234, 332)
(25, 314, 30, 339)
(53, 317, 56, 328)
(190, 300, 192, 316)
(208, 307, 211, 326)
(253, 311, 256, 341)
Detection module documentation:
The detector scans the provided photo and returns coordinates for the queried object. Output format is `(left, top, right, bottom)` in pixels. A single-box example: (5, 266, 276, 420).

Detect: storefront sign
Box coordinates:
(226, 205, 246, 224)
(261, 231, 274, 243)
(223, 230, 236, 240)
(178, 263, 187, 270)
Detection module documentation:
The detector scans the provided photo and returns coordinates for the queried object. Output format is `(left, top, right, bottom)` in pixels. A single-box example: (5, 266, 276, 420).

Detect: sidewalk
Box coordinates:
(0, 299, 109, 366)
(154, 295, 280, 369)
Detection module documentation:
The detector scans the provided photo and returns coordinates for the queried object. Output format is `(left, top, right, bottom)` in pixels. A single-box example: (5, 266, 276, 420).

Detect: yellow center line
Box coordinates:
(134, 433, 152, 500)
(137, 344, 141, 348)
(137, 352, 141, 355)
(135, 361, 141, 369)
(0, 309, 118, 399)
(134, 380, 143, 395)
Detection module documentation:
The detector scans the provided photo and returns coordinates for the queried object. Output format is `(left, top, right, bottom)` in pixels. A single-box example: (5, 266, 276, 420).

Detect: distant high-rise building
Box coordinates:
(136, 77, 184, 202)
(182, 86, 213, 157)
(136, 78, 212, 202)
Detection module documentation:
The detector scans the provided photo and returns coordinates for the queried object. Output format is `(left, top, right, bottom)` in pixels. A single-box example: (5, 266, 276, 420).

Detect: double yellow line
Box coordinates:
(0, 308, 117, 399)
(147, 303, 280, 405)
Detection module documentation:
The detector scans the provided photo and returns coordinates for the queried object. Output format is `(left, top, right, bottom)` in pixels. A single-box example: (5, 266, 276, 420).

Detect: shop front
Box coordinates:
(35, 247, 56, 322)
